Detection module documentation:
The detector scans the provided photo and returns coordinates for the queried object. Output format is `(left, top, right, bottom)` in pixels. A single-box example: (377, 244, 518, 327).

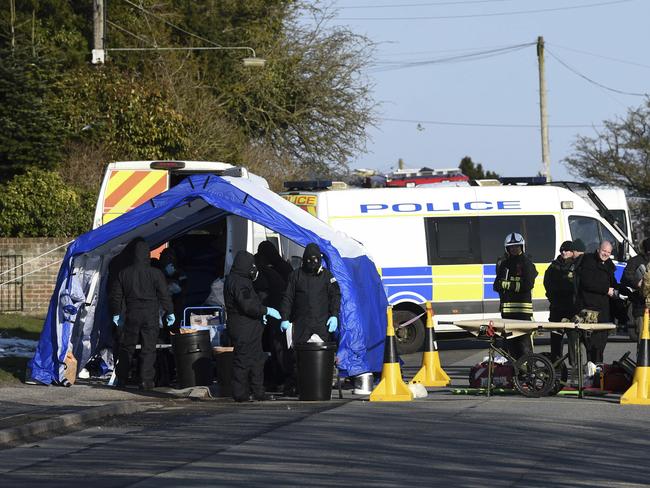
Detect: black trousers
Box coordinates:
(232, 332, 266, 401)
(116, 307, 159, 385)
(586, 330, 608, 364)
(501, 312, 533, 360)
(549, 309, 574, 362)
(263, 319, 290, 388)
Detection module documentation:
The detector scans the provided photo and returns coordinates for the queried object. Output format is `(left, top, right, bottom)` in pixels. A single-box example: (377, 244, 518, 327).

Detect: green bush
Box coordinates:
(0, 169, 94, 237)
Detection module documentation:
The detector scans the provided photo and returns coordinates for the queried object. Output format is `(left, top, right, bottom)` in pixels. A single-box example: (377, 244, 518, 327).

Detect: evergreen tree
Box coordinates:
(458, 156, 499, 180)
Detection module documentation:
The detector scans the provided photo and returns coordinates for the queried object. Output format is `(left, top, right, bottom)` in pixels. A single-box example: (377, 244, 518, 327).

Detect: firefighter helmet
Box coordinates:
(504, 232, 525, 252)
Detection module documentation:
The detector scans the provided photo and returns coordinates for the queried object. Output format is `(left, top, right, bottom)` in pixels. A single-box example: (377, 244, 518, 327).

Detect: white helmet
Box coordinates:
(504, 232, 525, 252)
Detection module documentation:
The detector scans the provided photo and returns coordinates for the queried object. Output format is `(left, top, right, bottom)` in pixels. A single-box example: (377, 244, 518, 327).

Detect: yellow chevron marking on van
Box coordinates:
(103, 212, 120, 225)
(110, 171, 167, 215)
(105, 170, 135, 200)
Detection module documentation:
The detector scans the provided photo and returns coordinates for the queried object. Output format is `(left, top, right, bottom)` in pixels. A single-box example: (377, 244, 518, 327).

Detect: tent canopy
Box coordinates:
(29, 174, 388, 385)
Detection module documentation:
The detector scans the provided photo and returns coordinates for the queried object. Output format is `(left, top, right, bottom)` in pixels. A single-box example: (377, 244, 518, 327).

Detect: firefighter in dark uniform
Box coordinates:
(279, 243, 341, 395)
(544, 240, 579, 361)
(576, 240, 618, 364)
(224, 250, 281, 402)
(109, 238, 174, 390)
(493, 232, 538, 359)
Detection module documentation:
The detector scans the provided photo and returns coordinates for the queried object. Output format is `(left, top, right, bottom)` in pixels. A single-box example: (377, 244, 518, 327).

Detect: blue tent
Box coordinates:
(29, 174, 388, 385)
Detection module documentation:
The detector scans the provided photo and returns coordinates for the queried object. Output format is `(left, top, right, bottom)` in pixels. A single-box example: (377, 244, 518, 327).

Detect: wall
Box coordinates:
(0, 238, 71, 315)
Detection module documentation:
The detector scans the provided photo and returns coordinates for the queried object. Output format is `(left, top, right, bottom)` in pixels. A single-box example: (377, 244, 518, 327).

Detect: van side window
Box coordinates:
(478, 215, 555, 263)
(569, 216, 601, 253)
(424, 217, 480, 264)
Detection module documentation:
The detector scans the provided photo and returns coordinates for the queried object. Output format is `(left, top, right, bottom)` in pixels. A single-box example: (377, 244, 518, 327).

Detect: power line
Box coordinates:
(380, 117, 605, 128)
(369, 42, 534, 72)
(546, 49, 647, 97)
(106, 20, 151, 45)
(375, 42, 533, 60)
(121, 0, 222, 47)
(548, 42, 650, 70)
(336, 0, 512, 9)
(337, 0, 631, 20)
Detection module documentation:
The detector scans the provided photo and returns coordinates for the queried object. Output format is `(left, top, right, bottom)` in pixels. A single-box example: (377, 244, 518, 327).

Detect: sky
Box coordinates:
(320, 0, 650, 181)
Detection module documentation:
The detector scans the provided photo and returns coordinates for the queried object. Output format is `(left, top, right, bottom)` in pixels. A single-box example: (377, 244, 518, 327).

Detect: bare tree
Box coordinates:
(564, 97, 650, 237)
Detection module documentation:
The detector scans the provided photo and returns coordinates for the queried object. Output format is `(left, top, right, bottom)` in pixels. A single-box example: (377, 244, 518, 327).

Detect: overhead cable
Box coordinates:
(337, 0, 631, 21)
(547, 49, 647, 97)
(548, 42, 650, 70)
(337, 0, 512, 9)
(369, 42, 534, 72)
(107, 20, 151, 45)
(121, 0, 222, 47)
(380, 117, 604, 129)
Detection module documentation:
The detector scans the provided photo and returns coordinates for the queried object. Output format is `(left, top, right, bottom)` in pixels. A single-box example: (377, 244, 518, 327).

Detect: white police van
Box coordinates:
(282, 180, 632, 353)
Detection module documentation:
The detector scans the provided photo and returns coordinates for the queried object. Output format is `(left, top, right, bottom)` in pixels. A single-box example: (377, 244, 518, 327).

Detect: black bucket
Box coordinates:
(172, 330, 213, 388)
(295, 342, 337, 401)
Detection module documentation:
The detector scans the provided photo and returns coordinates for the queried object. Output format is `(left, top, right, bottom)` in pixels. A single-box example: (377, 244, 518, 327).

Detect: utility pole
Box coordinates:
(92, 0, 105, 64)
(537, 36, 551, 182)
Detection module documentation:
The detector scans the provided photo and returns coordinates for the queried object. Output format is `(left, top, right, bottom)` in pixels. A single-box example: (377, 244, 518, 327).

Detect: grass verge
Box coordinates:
(0, 314, 44, 385)
(0, 357, 28, 384)
(0, 314, 44, 341)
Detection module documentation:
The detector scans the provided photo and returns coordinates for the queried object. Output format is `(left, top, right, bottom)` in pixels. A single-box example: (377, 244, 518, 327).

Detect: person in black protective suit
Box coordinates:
(254, 242, 289, 391)
(109, 238, 174, 390)
(279, 243, 341, 395)
(621, 238, 650, 340)
(224, 250, 281, 402)
(544, 240, 579, 361)
(158, 247, 187, 330)
(493, 232, 538, 360)
(577, 240, 618, 364)
(257, 240, 294, 283)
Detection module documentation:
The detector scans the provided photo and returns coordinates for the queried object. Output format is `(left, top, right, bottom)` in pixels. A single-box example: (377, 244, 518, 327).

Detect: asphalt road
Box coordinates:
(0, 335, 647, 488)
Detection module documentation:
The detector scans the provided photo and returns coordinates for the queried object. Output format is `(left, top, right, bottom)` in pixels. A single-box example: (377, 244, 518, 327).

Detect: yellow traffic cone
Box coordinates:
(370, 306, 413, 402)
(410, 302, 451, 387)
(621, 308, 650, 405)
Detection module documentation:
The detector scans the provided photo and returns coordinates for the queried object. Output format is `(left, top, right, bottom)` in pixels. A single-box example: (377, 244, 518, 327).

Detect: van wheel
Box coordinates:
(393, 309, 425, 355)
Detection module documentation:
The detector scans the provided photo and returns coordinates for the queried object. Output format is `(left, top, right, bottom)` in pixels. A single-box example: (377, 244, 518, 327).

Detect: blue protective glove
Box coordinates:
(266, 307, 281, 320)
(112, 315, 121, 327)
(280, 320, 291, 332)
(327, 316, 338, 333)
(166, 314, 175, 327)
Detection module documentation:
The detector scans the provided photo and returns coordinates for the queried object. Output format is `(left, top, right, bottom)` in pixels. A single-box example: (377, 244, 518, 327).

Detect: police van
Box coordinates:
(282, 181, 632, 353)
(93, 161, 278, 305)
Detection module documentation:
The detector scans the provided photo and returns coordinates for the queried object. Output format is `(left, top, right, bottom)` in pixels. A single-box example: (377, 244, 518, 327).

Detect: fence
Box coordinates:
(0, 255, 23, 312)
(0, 238, 70, 315)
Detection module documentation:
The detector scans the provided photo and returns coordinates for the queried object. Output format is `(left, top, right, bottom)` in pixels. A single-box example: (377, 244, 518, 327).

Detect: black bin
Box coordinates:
(295, 342, 337, 401)
(214, 349, 233, 397)
(172, 330, 213, 388)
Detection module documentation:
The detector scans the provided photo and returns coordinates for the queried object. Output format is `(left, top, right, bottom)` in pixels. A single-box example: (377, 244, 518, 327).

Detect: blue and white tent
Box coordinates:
(29, 174, 388, 385)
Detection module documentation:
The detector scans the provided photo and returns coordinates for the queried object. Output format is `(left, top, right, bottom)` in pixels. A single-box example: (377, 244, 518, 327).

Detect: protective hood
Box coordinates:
(231, 250, 257, 280)
(132, 239, 150, 266)
(302, 243, 322, 274)
(257, 240, 280, 267)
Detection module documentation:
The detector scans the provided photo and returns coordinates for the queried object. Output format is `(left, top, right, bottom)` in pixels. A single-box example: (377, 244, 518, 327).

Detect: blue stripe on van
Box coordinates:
(381, 266, 432, 277)
(483, 264, 499, 300)
(383, 277, 434, 285)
